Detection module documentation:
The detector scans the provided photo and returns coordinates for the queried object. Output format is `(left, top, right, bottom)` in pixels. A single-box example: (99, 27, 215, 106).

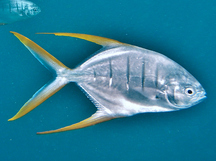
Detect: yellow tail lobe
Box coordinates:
(8, 78, 68, 121)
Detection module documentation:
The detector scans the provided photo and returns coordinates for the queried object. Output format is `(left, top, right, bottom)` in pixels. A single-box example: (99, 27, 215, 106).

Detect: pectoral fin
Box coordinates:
(37, 110, 114, 134)
(37, 33, 125, 47)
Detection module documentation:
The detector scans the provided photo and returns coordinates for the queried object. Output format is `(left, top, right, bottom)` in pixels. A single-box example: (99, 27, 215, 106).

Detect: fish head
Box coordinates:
(164, 69, 206, 109)
(24, 2, 41, 17)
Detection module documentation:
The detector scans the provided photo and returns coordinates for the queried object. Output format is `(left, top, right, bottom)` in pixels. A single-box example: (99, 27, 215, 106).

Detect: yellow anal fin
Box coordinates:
(37, 33, 125, 47)
(37, 111, 114, 134)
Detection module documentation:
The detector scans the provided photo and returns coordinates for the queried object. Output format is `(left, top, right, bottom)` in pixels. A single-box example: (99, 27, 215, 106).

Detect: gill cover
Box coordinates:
(166, 83, 195, 108)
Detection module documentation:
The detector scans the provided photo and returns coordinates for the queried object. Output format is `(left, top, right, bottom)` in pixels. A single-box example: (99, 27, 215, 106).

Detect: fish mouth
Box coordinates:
(191, 91, 207, 106)
(199, 91, 207, 101)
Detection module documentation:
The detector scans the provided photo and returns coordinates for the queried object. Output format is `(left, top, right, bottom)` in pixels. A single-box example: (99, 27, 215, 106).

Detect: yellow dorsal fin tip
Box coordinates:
(36, 32, 124, 47)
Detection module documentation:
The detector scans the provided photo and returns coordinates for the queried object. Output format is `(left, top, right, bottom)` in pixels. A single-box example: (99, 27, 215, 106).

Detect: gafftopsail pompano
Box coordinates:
(8, 32, 206, 134)
(0, 0, 41, 25)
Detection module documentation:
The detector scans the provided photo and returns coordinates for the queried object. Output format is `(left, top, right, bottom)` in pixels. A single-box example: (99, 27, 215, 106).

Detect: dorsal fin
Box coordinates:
(37, 33, 125, 47)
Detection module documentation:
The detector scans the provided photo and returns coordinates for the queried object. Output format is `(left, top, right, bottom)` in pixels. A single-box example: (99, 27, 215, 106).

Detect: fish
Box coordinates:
(8, 31, 206, 134)
(0, 0, 41, 25)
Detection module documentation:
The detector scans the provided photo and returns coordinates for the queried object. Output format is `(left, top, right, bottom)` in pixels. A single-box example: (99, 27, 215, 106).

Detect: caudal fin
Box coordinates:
(8, 32, 70, 121)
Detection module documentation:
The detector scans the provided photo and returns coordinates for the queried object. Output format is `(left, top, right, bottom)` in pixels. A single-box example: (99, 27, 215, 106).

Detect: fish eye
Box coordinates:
(185, 88, 194, 95)
(33, 8, 37, 11)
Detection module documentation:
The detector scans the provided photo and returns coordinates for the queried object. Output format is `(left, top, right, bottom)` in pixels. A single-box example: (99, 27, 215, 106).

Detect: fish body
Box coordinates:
(9, 32, 206, 134)
(0, 0, 41, 25)
(75, 45, 205, 116)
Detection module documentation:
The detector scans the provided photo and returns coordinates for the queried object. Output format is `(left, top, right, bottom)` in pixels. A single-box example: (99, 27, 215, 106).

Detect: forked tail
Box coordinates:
(8, 32, 71, 121)
(9, 32, 121, 134)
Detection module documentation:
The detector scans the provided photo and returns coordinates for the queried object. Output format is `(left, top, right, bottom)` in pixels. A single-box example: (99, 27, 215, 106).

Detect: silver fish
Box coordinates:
(0, 0, 41, 25)
(8, 32, 206, 134)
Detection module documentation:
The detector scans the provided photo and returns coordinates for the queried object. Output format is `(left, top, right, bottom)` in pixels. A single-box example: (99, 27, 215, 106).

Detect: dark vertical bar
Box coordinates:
(109, 59, 113, 87)
(9, 3, 11, 13)
(141, 61, 145, 91)
(155, 65, 159, 88)
(126, 56, 130, 91)
(93, 69, 96, 81)
(16, 2, 19, 12)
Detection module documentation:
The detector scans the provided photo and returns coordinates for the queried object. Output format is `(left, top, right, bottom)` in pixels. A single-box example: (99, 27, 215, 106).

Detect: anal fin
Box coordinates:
(37, 110, 114, 134)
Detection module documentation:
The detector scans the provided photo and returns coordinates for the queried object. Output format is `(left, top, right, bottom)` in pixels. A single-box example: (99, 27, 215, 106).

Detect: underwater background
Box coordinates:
(0, 0, 215, 160)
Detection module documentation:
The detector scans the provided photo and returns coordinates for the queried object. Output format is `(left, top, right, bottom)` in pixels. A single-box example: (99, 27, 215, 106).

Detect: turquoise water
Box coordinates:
(1, 0, 215, 160)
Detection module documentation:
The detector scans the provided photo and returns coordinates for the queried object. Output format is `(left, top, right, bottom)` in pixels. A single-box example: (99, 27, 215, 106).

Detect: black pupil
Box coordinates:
(187, 89, 193, 94)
